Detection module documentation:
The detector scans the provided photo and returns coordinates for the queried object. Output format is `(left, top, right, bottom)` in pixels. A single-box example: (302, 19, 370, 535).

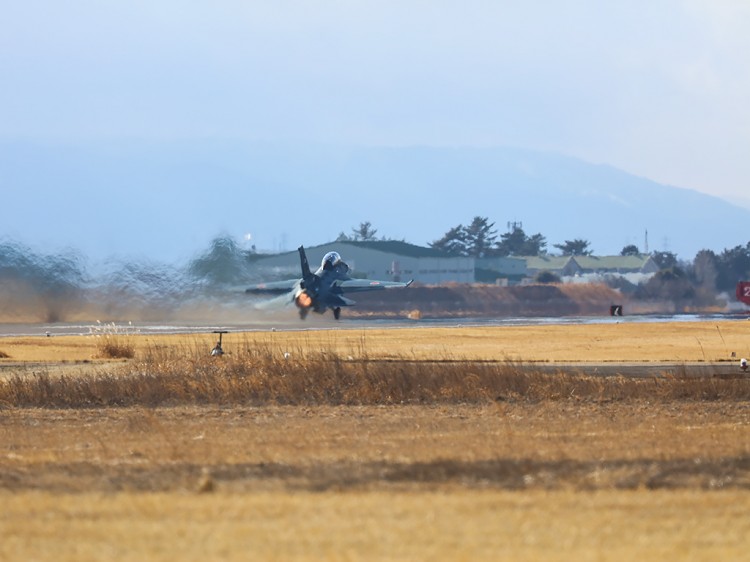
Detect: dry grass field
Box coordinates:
(1, 320, 750, 560)
(1, 319, 749, 363)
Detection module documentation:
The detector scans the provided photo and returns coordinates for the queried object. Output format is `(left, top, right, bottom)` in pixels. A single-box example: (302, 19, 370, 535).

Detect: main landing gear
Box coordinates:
(333, 307, 341, 320)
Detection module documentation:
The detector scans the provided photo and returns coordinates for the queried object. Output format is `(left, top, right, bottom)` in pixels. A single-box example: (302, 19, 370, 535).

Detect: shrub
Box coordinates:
(89, 321, 137, 359)
(536, 270, 561, 284)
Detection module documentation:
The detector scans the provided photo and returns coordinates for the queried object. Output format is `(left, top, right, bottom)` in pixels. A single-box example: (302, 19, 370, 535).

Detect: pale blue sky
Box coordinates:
(2, 0, 749, 208)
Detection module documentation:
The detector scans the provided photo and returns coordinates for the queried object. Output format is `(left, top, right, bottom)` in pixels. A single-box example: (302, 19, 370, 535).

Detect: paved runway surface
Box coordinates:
(1, 313, 746, 337)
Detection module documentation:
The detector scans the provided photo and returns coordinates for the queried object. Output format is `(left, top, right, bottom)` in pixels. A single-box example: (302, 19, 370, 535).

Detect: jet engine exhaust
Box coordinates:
(294, 290, 313, 309)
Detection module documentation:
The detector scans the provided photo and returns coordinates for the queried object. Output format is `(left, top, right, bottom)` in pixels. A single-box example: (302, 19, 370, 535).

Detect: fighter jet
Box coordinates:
(246, 245, 412, 320)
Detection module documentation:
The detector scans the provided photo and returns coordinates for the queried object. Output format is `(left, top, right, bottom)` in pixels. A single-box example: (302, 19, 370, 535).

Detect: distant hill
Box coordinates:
(1, 140, 747, 262)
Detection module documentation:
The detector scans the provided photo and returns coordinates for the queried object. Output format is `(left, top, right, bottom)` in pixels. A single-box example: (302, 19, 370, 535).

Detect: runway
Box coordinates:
(0, 312, 746, 338)
(521, 361, 744, 378)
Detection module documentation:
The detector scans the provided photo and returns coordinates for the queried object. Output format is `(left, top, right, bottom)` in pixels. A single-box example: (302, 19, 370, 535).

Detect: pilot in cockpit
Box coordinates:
(321, 251, 342, 271)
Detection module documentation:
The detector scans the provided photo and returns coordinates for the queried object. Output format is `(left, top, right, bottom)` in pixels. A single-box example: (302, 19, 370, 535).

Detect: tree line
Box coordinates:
(431, 216, 750, 296)
(431, 217, 554, 257)
(338, 217, 750, 300)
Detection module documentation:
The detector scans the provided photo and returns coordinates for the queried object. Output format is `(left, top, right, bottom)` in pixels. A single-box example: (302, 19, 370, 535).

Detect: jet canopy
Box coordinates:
(321, 251, 343, 270)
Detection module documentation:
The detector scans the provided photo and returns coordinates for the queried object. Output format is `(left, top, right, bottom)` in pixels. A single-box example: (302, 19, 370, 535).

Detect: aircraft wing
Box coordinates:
(336, 279, 413, 293)
(245, 279, 300, 295)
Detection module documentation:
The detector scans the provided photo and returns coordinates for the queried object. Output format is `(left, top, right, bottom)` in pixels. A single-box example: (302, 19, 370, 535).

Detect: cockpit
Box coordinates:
(321, 251, 343, 271)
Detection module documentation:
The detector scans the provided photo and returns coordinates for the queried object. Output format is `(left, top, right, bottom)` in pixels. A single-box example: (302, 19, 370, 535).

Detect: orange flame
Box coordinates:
(295, 291, 313, 308)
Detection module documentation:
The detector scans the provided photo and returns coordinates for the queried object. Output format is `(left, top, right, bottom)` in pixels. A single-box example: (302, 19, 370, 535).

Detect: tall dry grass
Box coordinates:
(1, 338, 749, 408)
(90, 321, 136, 359)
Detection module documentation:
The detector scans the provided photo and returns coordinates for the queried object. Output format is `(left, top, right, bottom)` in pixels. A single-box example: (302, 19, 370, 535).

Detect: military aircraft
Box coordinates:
(245, 246, 412, 320)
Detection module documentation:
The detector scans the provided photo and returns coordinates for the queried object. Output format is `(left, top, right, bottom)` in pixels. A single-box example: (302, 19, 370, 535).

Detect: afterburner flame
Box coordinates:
(295, 290, 313, 309)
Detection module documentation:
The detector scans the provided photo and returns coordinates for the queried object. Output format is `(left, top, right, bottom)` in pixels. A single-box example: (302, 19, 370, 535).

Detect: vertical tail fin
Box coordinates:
(298, 246, 314, 284)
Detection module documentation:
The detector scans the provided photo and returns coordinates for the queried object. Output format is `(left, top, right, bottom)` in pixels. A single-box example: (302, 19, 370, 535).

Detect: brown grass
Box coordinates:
(3, 320, 750, 363)
(1, 402, 748, 490)
(2, 489, 747, 561)
(95, 336, 135, 359)
(2, 321, 750, 560)
(91, 321, 136, 358)
(1, 403, 749, 560)
(2, 340, 749, 408)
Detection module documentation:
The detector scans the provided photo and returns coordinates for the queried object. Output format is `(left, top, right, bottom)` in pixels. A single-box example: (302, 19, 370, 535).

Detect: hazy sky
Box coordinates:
(2, 0, 749, 208)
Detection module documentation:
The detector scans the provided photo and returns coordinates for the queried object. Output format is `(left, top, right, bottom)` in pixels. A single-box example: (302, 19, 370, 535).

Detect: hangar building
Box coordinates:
(250, 241, 475, 285)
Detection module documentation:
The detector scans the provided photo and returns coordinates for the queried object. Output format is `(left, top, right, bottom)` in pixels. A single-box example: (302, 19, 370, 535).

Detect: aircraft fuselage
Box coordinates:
(246, 246, 411, 320)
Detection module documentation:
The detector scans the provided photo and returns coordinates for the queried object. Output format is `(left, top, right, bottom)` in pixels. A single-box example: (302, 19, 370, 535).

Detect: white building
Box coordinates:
(475, 254, 659, 284)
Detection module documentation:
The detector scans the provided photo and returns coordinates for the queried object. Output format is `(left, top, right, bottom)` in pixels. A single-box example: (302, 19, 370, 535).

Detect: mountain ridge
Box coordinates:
(1, 140, 746, 262)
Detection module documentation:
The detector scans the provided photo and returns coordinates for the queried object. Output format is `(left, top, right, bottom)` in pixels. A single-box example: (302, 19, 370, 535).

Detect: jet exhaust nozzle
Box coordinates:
(294, 289, 314, 309)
